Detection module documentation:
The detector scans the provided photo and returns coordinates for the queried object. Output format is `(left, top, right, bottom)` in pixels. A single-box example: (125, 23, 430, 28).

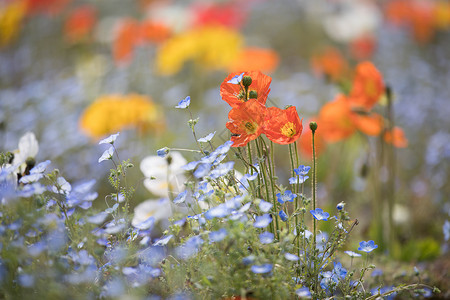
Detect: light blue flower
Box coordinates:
(289, 176, 309, 184)
(358, 240, 378, 253)
(205, 204, 230, 220)
(182, 161, 199, 171)
(253, 214, 272, 228)
(30, 160, 51, 174)
(279, 210, 288, 222)
(134, 216, 155, 230)
(198, 131, 216, 143)
(227, 72, 245, 84)
(284, 252, 300, 261)
(333, 262, 347, 279)
(295, 287, 311, 298)
(194, 163, 211, 178)
(259, 200, 272, 212)
(242, 255, 255, 265)
(210, 161, 235, 179)
(259, 231, 274, 244)
(444, 220, 450, 241)
(209, 228, 227, 243)
(98, 146, 114, 163)
(153, 235, 173, 246)
(213, 140, 234, 155)
(175, 96, 190, 109)
(157, 147, 169, 158)
(344, 250, 362, 258)
(99, 132, 120, 145)
(251, 264, 272, 274)
(310, 208, 330, 221)
(276, 190, 296, 204)
(294, 165, 311, 176)
(173, 190, 188, 204)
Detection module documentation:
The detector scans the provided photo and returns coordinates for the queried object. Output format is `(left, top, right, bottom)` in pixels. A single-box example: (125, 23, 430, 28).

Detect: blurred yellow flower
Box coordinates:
(156, 25, 243, 75)
(79, 94, 165, 140)
(0, 0, 26, 48)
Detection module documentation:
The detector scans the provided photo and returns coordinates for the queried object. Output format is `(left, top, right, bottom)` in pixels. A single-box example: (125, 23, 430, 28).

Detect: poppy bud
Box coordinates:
(249, 90, 258, 99)
(242, 76, 252, 87)
(309, 121, 318, 132)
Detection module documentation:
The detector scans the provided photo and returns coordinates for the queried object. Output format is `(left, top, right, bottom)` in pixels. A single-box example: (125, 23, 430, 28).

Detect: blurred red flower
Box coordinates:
(384, 126, 408, 148)
(64, 5, 96, 43)
(298, 118, 326, 157)
(349, 61, 385, 111)
(311, 47, 349, 82)
(191, 2, 247, 29)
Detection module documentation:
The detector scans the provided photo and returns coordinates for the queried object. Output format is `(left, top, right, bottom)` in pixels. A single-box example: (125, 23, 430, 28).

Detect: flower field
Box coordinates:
(1, 0, 449, 299)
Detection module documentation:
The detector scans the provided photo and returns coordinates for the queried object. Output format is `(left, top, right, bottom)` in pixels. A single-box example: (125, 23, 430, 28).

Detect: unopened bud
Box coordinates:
(249, 90, 258, 99)
(242, 76, 252, 87)
(309, 121, 318, 132)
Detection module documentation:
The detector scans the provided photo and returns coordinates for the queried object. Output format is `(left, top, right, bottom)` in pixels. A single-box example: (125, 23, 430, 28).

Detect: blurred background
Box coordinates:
(1, 0, 449, 278)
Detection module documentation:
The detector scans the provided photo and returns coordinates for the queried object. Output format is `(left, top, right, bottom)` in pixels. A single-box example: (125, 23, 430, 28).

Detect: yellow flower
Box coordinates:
(79, 94, 165, 140)
(156, 25, 243, 75)
(0, 0, 26, 48)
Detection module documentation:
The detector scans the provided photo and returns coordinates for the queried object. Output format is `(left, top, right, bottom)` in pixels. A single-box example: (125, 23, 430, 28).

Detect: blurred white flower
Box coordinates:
(132, 198, 172, 227)
(140, 151, 187, 198)
(12, 132, 39, 173)
(323, 1, 381, 43)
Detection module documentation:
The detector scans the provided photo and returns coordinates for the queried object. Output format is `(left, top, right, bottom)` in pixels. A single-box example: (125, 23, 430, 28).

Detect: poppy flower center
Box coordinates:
(281, 122, 296, 137)
(244, 121, 257, 134)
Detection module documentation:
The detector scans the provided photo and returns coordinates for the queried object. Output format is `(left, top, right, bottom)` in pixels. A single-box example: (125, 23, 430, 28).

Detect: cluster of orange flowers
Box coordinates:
(300, 61, 408, 157)
(385, 0, 450, 43)
(79, 94, 165, 140)
(222, 71, 303, 147)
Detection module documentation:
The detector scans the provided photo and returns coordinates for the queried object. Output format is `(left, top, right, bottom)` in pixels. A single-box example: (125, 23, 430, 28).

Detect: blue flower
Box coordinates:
(251, 264, 272, 274)
(333, 262, 347, 279)
(253, 214, 272, 228)
(358, 240, 378, 253)
(153, 235, 173, 246)
(157, 147, 169, 158)
(259, 200, 272, 212)
(310, 208, 330, 221)
(276, 190, 296, 204)
(205, 204, 230, 220)
(371, 269, 383, 277)
(444, 220, 450, 241)
(209, 228, 227, 243)
(98, 146, 114, 163)
(259, 232, 274, 244)
(279, 210, 288, 222)
(210, 161, 235, 179)
(294, 165, 311, 176)
(295, 287, 311, 298)
(198, 131, 216, 143)
(99, 132, 120, 145)
(182, 160, 199, 171)
(336, 202, 345, 210)
(289, 176, 309, 184)
(320, 271, 339, 290)
(175, 96, 190, 109)
(227, 72, 245, 84)
(242, 255, 255, 265)
(344, 250, 362, 258)
(193, 163, 211, 178)
(284, 252, 300, 261)
(173, 190, 188, 204)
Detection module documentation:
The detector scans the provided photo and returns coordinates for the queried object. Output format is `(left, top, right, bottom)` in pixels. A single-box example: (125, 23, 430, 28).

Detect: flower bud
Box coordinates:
(242, 76, 252, 87)
(309, 121, 318, 132)
(336, 202, 345, 210)
(249, 90, 258, 99)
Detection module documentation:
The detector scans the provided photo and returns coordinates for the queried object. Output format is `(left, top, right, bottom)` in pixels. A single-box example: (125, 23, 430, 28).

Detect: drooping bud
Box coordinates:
(242, 76, 252, 87)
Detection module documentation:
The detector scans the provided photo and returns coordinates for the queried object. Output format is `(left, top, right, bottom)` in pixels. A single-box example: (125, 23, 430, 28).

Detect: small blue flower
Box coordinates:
(259, 200, 273, 212)
(242, 255, 255, 265)
(279, 210, 288, 222)
(175, 96, 190, 109)
(284, 252, 300, 261)
(371, 269, 383, 277)
(30, 160, 51, 174)
(173, 190, 188, 204)
(205, 204, 230, 220)
(210, 161, 235, 179)
(295, 287, 311, 298)
(336, 202, 345, 210)
(276, 190, 296, 204)
(289, 176, 309, 184)
(344, 250, 362, 258)
(156, 147, 169, 158)
(209, 228, 227, 243)
(98, 146, 114, 163)
(227, 72, 245, 84)
(310, 208, 330, 221)
(333, 262, 347, 279)
(443, 220, 450, 241)
(251, 264, 272, 274)
(253, 214, 272, 228)
(294, 165, 311, 176)
(214, 140, 234, 155)
(182, 160, 199, 171)
(320, 271, 339, 290)
(153, 235, 173, 246)
(99, 132, 120, 145)
(259, 232, 274, 244)
(358, 240, 378, 253)
(198, 131, 216, 143)
(193, 163, 211, 178)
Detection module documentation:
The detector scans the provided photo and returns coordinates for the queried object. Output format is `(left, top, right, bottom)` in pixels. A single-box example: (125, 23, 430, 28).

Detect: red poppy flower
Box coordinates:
(140, 20, 171, 44)
(311, 47, 349, 81)
(64, 5, 96, 43)
(349, 61, 385, 111)
(319, 95, 357, 143)
(263, 106, 302, 145)
(191, 2, 247, 29)
(384, 126, 408, 148)
(113, 19, 141, 64)
(220, 71, 272, 108)
(226, 99, 266, 147)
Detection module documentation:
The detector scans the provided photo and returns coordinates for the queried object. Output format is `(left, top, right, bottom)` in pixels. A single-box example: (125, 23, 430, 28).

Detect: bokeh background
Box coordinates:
(1, 0, 449, 284)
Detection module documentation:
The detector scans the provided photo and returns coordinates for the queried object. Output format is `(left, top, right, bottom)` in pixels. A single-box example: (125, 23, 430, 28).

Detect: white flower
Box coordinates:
(12, 132, 39, 173)
(140, 151, 187, 198)
(132, 199, 172, 227)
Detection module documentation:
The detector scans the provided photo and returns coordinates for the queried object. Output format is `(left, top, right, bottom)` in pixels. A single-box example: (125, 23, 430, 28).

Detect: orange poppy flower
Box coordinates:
(311, 47, 348, 81)
(113, 19, 141, 64)
(64, 5, 96, 43)
(409, 2, 435, 43)
(226, 99, 267, 147)
(385, 0, 412, 26)
(384, 126, 408, 148)
(298, 118, 326, 157)
(140, 20, 171, 44)
(352, 112, 383, 136)
(318, 95, 357, 143)
(263, 106, 302, 145)
(220, 71, 272, 108)
(25, 0, 71, 15)
(228, 48, 279, 74)
(191, 2, 247, 29)
(349, 61, 385, 111)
